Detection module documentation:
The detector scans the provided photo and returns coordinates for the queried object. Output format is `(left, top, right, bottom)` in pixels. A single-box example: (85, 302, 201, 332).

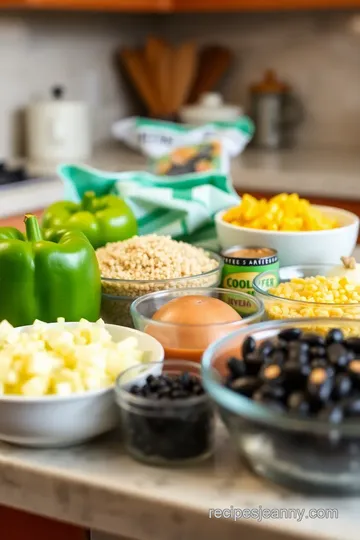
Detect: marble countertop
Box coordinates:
(1, 146, 360, 218)
(0, 425, 359, 540)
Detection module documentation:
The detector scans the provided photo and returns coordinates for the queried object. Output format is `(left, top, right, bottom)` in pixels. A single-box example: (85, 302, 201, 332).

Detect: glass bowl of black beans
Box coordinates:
(116, 359, 215, 465)
(202, 317, 360, 494)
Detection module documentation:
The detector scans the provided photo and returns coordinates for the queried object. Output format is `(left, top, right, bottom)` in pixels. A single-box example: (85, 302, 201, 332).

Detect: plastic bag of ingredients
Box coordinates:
(58, 164, 240, 250)
(151, 140, 228, 176)
(111, 116, 254, 173)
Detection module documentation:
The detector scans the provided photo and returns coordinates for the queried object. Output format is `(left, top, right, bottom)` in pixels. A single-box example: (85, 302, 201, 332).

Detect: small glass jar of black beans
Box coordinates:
(116, 360, 214, 465)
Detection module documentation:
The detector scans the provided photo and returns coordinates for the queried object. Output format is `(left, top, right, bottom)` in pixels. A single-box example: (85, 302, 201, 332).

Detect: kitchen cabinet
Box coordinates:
(173, 0, 360, 10)
(0, 0, 27, 5)
(2, 0, 360, 10)
(25, 0, 171, 10)
(0, 507, 87, 540)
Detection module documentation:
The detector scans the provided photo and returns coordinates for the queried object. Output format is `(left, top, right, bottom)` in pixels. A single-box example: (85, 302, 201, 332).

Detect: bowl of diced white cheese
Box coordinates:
(0, 318, 164, 447)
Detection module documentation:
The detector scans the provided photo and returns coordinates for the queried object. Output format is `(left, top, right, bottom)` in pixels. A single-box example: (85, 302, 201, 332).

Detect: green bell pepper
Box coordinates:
(42, 191, 137, 249)
(0, 214, 101, 327)
(0, 227, 25, 241)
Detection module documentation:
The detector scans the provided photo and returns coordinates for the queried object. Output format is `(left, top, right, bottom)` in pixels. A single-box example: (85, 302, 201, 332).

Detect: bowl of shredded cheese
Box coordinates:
(253, 264, 360, 335)
(215, 193, 359, 266)
(0, 319, 164, 447)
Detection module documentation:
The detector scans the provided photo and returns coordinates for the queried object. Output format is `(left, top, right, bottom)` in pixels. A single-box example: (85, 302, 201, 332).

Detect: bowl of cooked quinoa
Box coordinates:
(96, 235, 223, 328)
(253, 264, 360, 335)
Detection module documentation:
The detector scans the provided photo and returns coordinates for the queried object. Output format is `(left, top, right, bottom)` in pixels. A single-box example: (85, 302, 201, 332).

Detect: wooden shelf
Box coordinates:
(1, 0, 360, 11)
(173, 0, 360, 11)
(6, 0, 171, 11)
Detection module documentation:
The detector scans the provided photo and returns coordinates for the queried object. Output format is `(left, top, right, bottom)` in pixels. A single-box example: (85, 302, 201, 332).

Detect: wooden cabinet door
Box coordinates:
(26, 0, 171, 11)
(173, 0, 360, 10)
(0, 0, 28, 5)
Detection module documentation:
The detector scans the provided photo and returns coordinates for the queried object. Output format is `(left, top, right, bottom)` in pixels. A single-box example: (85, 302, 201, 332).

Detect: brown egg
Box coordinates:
(146, 295, 242, 361)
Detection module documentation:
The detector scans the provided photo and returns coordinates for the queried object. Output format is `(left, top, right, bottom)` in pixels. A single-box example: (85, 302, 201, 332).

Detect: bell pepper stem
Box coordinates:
(82, 191, 96, 212)
(24, 214, 43, 242)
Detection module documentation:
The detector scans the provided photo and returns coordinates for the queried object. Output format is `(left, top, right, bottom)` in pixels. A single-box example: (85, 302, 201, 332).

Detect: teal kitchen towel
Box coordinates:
(58, 164, 240, 248)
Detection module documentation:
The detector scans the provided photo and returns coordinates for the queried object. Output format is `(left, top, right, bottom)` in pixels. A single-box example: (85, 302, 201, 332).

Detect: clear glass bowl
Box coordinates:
(100, 251, 223, 328)
(131, 287, 265, 362)
(202, 317, 360, 494)
(253, 264, 360, 332)
(116, 360, 214, 465)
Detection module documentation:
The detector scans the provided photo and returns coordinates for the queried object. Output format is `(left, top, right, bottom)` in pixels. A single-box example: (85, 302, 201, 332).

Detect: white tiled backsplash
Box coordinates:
(163, 11, 360, 151)
(0, 11, 157, 158)
(1, 9, 360, 160)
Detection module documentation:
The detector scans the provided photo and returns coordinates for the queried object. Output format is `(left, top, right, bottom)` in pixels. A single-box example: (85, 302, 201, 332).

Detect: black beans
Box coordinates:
(343, 395, 360, 416)
(326, 328, 344, 345)
(226, 327, 360, 423)
(125, 372, 213, 463)
(345, 338, 360, 354)
(307, 368, 333, 401)
(288, 341, 309, 363)
(301, 333, 325, 347)
(311, 358, 328, 370)
(258, 340, 275, 360)
(272, 349, 286, 365)
(347, 360, 360, 388)
(282, 361, 310, 390)
(309, 346, 326, 358)
(332, 374, 352, 400)
(132, 373, 204, 400)
(253, 384, 286, 402)
(230, 376, 261, 397)
(278, 328, 302, 342)
(260, 363, 283, 385)
(327, 343, 351, 369)
(287, 392, 311, 416)
(276, 339, 289, 351)
(243, 352, 263, 376)
(242, 336, 256, 357)
(228, 357, 246, 379)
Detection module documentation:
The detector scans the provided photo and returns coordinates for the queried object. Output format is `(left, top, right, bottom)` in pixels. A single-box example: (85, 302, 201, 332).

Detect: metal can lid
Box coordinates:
(221, 245, 278, 259)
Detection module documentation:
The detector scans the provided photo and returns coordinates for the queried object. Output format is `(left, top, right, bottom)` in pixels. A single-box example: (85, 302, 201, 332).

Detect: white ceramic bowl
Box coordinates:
(215, 205, 359, 266)
(0, 323, 164, 448)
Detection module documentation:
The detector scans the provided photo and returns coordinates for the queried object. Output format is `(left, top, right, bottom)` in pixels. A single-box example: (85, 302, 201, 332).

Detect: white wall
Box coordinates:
(163, 10, 360, 150)
(0, 11, 157, 158)
(0, 9, 360, 160)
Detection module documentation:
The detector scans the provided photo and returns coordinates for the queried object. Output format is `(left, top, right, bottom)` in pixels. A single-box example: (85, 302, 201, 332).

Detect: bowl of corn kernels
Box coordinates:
(253, 260, 360, 336)
(215, 193, 359, 266)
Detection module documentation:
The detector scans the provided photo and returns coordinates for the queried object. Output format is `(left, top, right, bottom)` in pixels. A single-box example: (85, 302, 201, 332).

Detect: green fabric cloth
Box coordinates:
(58, 164, 240, 249)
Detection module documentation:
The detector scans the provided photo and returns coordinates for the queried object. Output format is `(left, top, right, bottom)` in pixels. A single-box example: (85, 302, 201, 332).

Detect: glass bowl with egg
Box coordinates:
(130, 287, 265, 363)
(202, 318, 360, 494)
(253, 260, 360, 336)
(96, 235, 223, 328)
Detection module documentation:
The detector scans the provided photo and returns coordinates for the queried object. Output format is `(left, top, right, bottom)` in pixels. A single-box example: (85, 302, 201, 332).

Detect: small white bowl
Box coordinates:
(0, 323, 164, 448)
(215, 205, 359, 266)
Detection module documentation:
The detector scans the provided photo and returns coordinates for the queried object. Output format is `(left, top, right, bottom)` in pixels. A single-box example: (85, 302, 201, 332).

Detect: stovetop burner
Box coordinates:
(0, 162, 28, 186)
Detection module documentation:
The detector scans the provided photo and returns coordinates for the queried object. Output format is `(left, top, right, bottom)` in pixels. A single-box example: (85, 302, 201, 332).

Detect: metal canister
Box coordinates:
(221, 246, 279, 296)
(250, 69, 303, 149)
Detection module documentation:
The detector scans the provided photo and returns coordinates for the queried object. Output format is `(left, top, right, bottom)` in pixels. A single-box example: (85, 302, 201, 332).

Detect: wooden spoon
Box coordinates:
(169, 41, 198, 115)
(120, 47, 161, 117)
(188, 46, 233, 104)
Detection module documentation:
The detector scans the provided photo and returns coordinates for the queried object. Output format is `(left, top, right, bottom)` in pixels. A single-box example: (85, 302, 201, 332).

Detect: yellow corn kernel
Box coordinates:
(265, 275, 360, 327)
(222, 193, 339, 232)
